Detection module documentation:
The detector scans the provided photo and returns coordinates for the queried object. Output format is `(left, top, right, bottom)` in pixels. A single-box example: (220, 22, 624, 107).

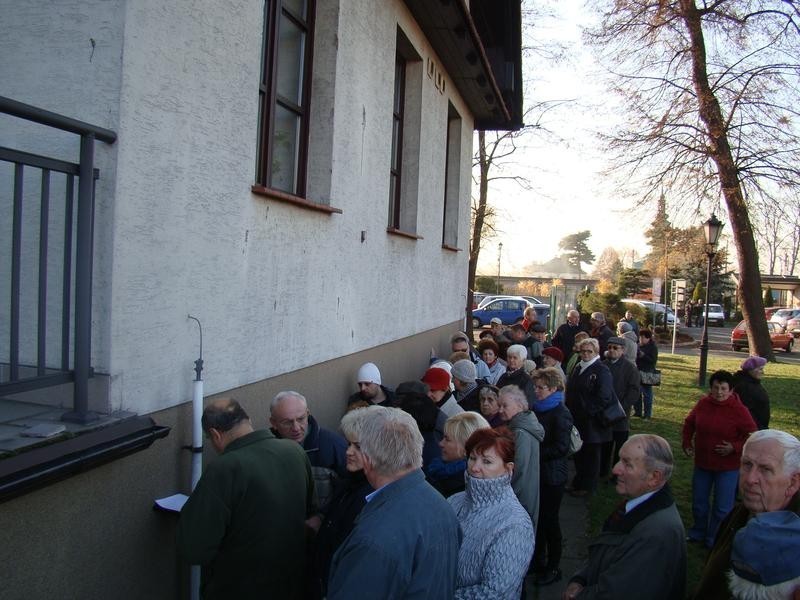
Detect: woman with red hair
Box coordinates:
(448, 428, 534, 599)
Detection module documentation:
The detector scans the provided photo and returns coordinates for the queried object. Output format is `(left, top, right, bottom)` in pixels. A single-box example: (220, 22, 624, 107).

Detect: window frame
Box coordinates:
(388, 55, 406, 231)
(256, 0, 316, 198)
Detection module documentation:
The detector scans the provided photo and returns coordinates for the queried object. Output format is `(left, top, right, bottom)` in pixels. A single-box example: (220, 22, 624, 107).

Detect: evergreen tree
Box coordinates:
(558, 231, 596, 274)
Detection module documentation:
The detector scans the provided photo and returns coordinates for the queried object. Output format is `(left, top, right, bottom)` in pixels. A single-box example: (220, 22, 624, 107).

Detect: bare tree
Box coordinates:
(585, 0, 800, 360)
(752, 195, 789, 274)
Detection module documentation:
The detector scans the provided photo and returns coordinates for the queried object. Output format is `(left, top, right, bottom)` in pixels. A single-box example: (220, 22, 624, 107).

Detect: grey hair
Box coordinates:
(443, 411, 490, 448)
(340, 405, 382, 440)
(744, 429, 800, 475)
(578, 337, 600, 354)
(506, 344, 527, 360)
(628, 434, 674, 482)
(270, 390, 307, 413)
(591, 312, 606, 324)
(568, 309, 580, 318)
(499, 384, 528, 410)
(358, 407, 423, 477)
(727, 571, 800, 600)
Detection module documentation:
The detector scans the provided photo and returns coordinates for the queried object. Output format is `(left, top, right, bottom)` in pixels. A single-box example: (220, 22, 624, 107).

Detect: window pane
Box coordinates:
(277, 18, 305, 105)
(388, 175, 397, 224)
(283, 0, 306, 19)
(391, 118, 401, 171)
(271, 105, 300, 193)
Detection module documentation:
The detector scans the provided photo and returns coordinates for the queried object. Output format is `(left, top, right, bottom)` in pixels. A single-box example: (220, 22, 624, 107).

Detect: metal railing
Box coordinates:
(1, 96, 117, 423)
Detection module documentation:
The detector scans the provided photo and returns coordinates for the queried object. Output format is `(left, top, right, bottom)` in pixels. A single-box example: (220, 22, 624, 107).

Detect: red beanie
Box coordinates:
(542, 347, 564, 363)
(421, 367, 451, 392)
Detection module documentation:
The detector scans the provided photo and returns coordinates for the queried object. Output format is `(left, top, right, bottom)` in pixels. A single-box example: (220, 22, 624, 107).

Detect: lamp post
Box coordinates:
(496, 242, 503, 294)
(697, 213, 724, 386)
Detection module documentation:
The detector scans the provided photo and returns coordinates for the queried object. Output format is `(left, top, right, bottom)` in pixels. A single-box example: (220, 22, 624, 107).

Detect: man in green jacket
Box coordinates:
(177, 398, 315, 600)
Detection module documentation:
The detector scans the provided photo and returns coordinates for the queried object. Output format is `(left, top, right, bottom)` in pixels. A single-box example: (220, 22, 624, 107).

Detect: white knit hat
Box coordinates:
(357, 362, 381, 385)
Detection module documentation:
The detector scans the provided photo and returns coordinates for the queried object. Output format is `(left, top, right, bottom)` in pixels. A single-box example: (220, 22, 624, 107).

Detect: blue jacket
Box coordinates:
(328, 469, 461, 599)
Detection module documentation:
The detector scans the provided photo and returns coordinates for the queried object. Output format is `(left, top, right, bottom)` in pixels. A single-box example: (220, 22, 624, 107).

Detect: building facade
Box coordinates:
(0, 1, 521, 597)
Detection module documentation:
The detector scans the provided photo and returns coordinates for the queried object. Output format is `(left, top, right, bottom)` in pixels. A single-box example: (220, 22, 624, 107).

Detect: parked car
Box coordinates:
(769, 308, 800, 331)
(477, 294, 541, 309)
(731, 320, 793, 353)
(699, 303, 725, 327)
(764, 306, 786, 319)
(472, 297, 531, 328)
(786, 315, 800, 338)
(622, 299, 680, 326)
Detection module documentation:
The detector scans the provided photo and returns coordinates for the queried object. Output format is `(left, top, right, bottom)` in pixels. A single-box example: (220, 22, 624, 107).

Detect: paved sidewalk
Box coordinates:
(526, 469, 590, 599)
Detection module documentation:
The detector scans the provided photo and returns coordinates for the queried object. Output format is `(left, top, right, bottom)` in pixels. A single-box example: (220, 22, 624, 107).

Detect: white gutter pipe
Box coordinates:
(187, 315, 204, 600)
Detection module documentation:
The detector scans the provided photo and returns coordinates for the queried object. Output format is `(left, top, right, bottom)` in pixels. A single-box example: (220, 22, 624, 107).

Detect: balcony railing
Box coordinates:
(0, 96, 117, 424)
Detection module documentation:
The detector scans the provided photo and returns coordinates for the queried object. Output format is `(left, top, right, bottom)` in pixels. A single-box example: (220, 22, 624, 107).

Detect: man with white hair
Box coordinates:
(563, 434, 687, 600)
(347, 362, 395, 407)
(270, 391, 347, 507)
(327, 407, 461, 599)
(692, 429, 800, 599)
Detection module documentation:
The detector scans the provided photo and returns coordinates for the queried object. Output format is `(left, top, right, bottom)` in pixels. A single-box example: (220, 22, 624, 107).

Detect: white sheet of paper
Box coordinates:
(154, 493, 189, 512)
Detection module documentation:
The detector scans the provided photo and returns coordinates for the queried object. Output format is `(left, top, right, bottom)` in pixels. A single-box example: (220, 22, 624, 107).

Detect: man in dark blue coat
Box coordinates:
(328, 407, 461, 599)
(270, 391, 347, 507)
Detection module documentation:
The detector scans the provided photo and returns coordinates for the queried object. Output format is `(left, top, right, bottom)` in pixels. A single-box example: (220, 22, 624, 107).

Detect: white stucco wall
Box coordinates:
(3, 0, 476, 414)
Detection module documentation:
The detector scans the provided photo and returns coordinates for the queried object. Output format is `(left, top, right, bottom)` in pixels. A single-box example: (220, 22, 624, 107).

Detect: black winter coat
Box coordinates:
(497, 367, 536, 407)
(565, 359, 614, 444)
(733, 370, 770, 430)
(534, 401, 573, 486)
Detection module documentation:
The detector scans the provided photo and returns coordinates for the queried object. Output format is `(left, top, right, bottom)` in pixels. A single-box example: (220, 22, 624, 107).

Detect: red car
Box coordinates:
(731, 320, 793, 353)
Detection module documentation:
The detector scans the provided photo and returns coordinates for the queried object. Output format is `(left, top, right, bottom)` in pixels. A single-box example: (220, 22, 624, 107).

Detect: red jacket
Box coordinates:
(682, 392, 756, 471)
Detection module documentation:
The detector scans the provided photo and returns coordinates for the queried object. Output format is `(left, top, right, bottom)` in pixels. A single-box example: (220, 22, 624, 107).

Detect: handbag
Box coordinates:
(640, 369, 662, 386)
(598, 397, 626, 427)
(567, 425, 583, 456)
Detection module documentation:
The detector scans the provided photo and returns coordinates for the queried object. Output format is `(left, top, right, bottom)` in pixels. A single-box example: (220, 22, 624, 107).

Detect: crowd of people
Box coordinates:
(176, 309, 800, 600)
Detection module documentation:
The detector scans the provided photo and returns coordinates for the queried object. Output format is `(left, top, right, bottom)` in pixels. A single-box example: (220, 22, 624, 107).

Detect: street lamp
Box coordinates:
(697, 213, 724, 386)
(496, 242, 503, 294)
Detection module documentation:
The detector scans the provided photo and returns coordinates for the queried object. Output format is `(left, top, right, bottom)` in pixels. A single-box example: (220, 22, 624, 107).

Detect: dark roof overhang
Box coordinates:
(403, 0, 523, 131)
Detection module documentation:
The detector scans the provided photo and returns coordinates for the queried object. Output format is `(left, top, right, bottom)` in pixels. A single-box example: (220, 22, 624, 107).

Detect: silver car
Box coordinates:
(770, 308, 800, 331)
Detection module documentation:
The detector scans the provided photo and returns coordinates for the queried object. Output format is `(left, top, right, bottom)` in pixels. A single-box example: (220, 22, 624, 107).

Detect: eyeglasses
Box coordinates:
(277, 412, 309, 429)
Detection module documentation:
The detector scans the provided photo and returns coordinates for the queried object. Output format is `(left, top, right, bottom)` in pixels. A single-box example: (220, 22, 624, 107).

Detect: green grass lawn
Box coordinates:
(586, 353, 800, 595)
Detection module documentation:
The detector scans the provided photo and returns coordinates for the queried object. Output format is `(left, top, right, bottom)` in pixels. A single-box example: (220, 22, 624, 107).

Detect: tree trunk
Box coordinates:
(680, 0, 774, 360)
(466, 131, 490, 329)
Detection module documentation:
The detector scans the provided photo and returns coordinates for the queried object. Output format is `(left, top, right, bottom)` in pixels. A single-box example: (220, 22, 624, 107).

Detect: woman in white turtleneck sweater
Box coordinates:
(448, 428, 534, 599)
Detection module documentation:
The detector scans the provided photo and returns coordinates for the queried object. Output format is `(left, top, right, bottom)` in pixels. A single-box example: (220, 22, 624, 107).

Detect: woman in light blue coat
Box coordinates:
(448, 428, 534, 599)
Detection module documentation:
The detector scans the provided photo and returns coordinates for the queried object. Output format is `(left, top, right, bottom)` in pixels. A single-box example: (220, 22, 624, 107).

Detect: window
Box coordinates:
(388, 57, 405, 229)
(387, 29, 422, 235)
(257, 0, 315, 197)
(442, 103, 462, 249)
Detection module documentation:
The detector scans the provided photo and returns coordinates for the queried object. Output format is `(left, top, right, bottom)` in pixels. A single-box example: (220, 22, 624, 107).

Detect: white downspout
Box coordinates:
(187, 315, 204, 600)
